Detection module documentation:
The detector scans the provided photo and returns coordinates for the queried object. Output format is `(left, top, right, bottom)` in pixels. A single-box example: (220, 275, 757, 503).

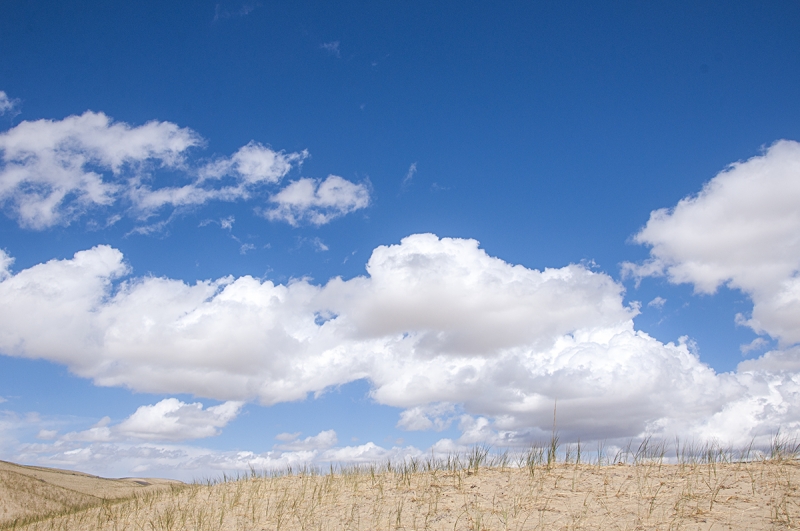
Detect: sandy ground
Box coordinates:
(4, 458, 800, 530)
(0, 460, 181, 528)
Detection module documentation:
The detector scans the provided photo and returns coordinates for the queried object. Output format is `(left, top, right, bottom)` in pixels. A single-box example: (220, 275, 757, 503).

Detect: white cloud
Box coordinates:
(36, 429, 58, 440)
(402, 162, 417, 187)
(213, 2, 260, 22)
(320, 41, 341, 58)
(265, 176, 370, 226)
(311, 237, 329, 252)
(115, 399, 242, 441)
(740, 337, 769, 355)
(0, 248, 10, 282)
(397, 403, 456, 431)
(319, 442, 420, 464)
(275, 430, 338, 451)
(0, 234, 799, 446)
(62, 399, 242, 442)
(0, 111, 360, 229)
(0, 112, 199, 228)
(198, 141, 306, 186)
(647, 296, 666, 309)
(220, 216, 235, 230)
(13, 435, 424, 481)
(0, 91, 19, 116)
(623, 140, 800, 346)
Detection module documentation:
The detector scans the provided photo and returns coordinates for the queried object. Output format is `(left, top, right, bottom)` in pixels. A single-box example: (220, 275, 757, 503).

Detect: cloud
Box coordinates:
(741, 337, 769, 355)
(647, 296, 666, 309)
(310, 237, 329, 252)
(0, 111, 361, 229)
(397, 403, 456, 431)
(14, 434, 422, 480)
(274, 431, 300, 442)
(265, 175, 370, 226)
(36, 429, 58, 440)
(0, 248, 11, 281)
(275, 430, 338, 451)
(3, 234, 800, 446)
(198, 141, 306, 186)
(213, 2, 260, 22)
(0, 112, 200, 228)
(62, 399, 243, 442)
(623, 140, 800, 346)
(0, 91, 20, 116)
(319, 442, 420, 464)
(402, 162, 417, 187)
(320, 41, 341, 58)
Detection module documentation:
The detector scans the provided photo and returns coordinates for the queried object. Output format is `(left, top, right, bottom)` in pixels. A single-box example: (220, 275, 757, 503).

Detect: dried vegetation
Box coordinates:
(4, 437, 800, 530)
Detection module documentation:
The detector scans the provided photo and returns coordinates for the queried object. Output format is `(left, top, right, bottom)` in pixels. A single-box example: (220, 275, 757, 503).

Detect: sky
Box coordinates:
(1, 0, 800, 480)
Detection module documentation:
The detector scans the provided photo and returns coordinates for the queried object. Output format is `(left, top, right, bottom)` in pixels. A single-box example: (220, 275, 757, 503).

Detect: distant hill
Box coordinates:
(0, 460, 181, 527)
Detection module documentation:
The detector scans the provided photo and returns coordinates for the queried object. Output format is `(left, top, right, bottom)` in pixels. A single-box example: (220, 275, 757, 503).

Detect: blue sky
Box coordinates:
(1, 1, 800, 479)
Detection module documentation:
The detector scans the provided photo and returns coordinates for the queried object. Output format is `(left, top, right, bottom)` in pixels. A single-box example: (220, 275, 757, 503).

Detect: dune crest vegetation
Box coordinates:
(3, 440, 800, 530)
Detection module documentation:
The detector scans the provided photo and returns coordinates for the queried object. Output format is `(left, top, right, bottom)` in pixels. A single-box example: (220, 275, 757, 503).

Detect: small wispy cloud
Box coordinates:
(239, 243, 255, 255)
(647, 296, 667, 309)
(220, 216, 235, 230)
(0, 91, 19, 116)
(312, 238, 329, 252)
(320, 41, 341, 58)
(0, 91, 21, 121)
(213, 2, 260, 22)
(402, 162, 417, 188)
(741, 337, 769, 355)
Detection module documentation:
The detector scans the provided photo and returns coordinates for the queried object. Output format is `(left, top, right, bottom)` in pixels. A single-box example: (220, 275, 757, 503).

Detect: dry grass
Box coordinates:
(0, 460, 181, 529)
(5, 439, 800, 530)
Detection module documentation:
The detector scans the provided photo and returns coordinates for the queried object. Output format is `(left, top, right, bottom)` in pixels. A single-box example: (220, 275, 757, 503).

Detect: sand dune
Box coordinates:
(0, 460, 181, 528)
(3, 453, 800, 530)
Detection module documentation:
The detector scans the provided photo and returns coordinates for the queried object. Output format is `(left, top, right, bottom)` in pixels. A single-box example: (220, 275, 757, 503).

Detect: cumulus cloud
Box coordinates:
(397, 403, 456, 431)
(265, 176, 370, 226)
(623, 140, 800, 346)
(0, 111, 362, 229)
(2, 233, 799, 446)
(198, 141, 306, 186)
(62, 399, 242, 442)
(115, 399, 242, 441)
(0, 112, 200, 228)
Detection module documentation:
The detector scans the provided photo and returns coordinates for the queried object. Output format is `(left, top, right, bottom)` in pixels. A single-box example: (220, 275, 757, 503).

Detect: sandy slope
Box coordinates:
(6, 459, 800, 530)
(0, 460, 181, 527)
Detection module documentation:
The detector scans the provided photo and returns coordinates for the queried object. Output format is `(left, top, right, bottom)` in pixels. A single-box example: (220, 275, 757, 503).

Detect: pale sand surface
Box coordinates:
(0, 460, 181, 528)
(6, 459, 800, 530)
